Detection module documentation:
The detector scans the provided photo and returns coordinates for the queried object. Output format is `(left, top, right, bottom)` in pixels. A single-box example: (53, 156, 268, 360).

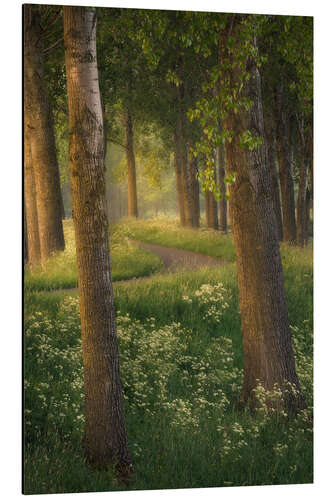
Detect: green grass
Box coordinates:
(23, 219, 313, 494)
(24, 220, 163, 291)
(116, 216, 236, 261)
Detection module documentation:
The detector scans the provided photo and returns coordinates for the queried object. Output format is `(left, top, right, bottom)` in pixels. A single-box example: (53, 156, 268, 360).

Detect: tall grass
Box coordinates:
(24, 232, 313, 493)
(24, 219, 163, 291)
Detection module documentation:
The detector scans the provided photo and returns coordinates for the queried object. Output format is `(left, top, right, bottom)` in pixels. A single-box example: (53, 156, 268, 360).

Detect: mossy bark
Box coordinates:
(64, 6, 132, 475)
(224, 23, 303, 413)
(24, 5, 64, 263)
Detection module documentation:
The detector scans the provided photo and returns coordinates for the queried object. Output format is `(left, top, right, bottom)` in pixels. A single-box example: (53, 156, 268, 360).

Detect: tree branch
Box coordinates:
(41, 8, 61, 34)
(43, 37, 64, 54)
(106, 137, 127, 150)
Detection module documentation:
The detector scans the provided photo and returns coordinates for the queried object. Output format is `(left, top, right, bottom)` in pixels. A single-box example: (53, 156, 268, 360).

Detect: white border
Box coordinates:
(2, 1, 332, 499)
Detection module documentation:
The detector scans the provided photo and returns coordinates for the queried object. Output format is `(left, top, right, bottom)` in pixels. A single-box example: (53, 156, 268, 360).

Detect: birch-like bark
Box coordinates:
(64, 6, 132, 475)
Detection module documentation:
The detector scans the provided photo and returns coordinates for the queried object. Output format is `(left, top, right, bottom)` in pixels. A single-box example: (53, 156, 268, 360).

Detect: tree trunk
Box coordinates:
(125, 109, 138, 218)
(188, 140, 200, 227)
(296, 135, 308, 247)
(224, 25, 303, 412)
(205, 190, 218, 230)
(24, 130, 41, 267)
(264, 111, 283, 241)
(24, 5, 65, 263)
(217, 144, 228, 233)
(64, 6, 132, 477)
(274, 87, 297, 245)
(176, 62, 193, 228)
(177, 117, 193, 227)
(304, 188, 311, 246)
(174, 132, 185, 225)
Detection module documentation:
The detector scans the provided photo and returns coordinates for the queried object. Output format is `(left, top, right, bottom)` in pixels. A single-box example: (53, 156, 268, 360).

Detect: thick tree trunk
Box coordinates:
(264, 112, 283, 241)
(274, 87, 297, 245)
(224, 28, 303, 412)
(24, 132, 41, 267)
(64, 6, 132, 476)
(174, 133, 185, 225)
(188, 141, 200, 227)
(217, 144, 228, 233)
(24, 5, 65, 263)
(125, 109, 138, 218)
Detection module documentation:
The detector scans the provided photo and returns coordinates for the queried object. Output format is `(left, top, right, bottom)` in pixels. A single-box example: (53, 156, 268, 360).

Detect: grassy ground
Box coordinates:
(23, 218, 313, 494)
(24, 220, 163, 291)
(116, 217, 236, 261)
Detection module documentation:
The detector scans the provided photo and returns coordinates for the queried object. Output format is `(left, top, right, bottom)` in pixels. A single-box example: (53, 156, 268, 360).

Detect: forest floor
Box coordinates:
(24, 218, 313, 493)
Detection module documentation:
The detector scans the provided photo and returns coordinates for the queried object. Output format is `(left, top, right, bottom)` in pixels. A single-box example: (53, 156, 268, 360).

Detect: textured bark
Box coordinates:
(217, 144, 228, 233)
(125, 109, 138, 218)
(24, 130, 41, 267)
(274, 87, 297, 245)
(264, 112, 283, 241)
(174, 133, 185, 225)
(24, 5, 65, 263)
(224, 26, 303, 412)
(188, 140, 200, 227)
(64, 6, 132, 475)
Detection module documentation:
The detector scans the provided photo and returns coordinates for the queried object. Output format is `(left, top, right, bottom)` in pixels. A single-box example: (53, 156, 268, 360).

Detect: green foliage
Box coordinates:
(24, 232, 313, 493)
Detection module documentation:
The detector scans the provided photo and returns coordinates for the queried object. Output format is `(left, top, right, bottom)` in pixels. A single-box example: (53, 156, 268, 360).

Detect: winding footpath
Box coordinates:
(47, 240, 228, 294)
(131, 240, 224, 272)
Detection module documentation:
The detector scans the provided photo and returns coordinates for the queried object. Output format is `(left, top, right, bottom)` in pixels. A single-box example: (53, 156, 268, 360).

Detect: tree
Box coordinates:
(24, 5, 65, 263)
(24, 127, 41, 267)
(63, 6, 132, 476)
(125, 109, 138, 217)
(222, 15, 303, 410)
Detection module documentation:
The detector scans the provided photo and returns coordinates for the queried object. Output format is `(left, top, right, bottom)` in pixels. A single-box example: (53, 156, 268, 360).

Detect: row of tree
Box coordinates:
(24, 5, 312, 482)
(96, 9, 312, 246)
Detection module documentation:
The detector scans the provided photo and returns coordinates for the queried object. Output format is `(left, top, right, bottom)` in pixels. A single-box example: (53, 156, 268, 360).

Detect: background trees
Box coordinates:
(24, 5, 65, 266)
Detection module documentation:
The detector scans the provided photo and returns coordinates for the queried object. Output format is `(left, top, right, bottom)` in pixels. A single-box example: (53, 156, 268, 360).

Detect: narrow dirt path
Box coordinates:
(131, 240, 224, 272)
(44, 240, 228, 294)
